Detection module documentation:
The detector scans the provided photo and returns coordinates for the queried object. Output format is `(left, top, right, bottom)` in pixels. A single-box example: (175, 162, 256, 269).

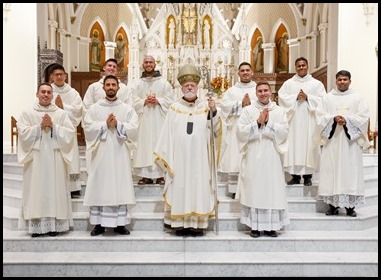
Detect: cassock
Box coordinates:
(130, 75, 174, 178)
(52, 83, 83, 191)
(17, 102, 75, 233)
(236, 100, 290, 231)
(317, 88, 370, 207)
(278, 74, 325, 175)
(83, 98, 138, 209)
(219, 81, 257, 173)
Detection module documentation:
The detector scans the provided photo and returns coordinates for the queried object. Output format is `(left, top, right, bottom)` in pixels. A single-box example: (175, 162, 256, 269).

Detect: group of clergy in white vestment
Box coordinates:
(16, 56, 370, 238)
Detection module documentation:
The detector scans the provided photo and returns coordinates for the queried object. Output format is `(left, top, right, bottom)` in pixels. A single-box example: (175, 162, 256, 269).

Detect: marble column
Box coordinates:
(57, 29, 71, 73)
(305, 31, 318, 70)
(262, 43, 275, 73)
(76, 36, 91, 72)
(288, 38, 300, 70)
(318, 22, 328, 65)
(129, 16, 140, 83)
(48, 20, 58, 49)
(104, 41, 116, 61)
(298, 36, 307, 59)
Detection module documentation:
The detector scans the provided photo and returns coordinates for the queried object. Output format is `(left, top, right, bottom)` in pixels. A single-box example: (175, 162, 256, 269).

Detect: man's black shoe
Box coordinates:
(48, 231, 59, 236)
(303, 178, 312, 186)
(264, 230, 278, 237)
(71, 191, 81, 198)
(90, 225, 105, 236)
(326, 204, 339, 215)
(345, 207, 357, 217)
(114, 226, 130, 235)
(189, 228, 204, 237)
(31, 233, 44, 238)
(287, 176, 301, 185)
(175, 228, 190, 236)
(249, 230, 260, 238)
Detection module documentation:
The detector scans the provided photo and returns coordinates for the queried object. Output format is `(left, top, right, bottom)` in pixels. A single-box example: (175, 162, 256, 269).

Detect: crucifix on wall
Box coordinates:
(181, 3, 198, 45)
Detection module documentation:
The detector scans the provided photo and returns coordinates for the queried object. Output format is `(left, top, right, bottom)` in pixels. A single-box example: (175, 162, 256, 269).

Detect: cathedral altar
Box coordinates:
(133, 3, 241, 98)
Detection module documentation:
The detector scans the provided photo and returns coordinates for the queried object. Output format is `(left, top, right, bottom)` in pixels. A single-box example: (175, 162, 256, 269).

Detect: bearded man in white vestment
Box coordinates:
(17, 83, 76, 237)
(154, 64, 223, 237)
(48, 63, 84, 197)
(83, 58, 132, 114)
(278, 57, 325, 186)
(131, 55, 174, 185)
(83, 75, 139, 236)
(317, 70, 370, 218)
(219, 62, 257, 198)
(237, 82, 290, 238)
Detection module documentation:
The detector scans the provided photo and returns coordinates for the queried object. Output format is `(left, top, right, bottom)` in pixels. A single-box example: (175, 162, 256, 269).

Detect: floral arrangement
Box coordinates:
(211, 76, 230, 96)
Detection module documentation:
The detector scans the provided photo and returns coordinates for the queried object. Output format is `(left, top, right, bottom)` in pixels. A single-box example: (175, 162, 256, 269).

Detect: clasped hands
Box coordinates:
(297, 89, 308, 102)
(55, 95, 64, 109)
(145, 94, 158, 106)
(107, 113, 117, 128)
(335, 115, 347, 126)
(257, 108, 269, 126)
(41, 114, 52, 132)
(242, 93, 251, 107)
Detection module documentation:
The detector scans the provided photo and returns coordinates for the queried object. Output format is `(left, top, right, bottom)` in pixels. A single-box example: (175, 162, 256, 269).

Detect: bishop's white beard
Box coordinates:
(184, 91, 197, 99)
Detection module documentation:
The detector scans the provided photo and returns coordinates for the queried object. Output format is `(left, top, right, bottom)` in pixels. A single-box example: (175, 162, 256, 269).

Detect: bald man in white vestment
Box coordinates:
(130, 55, 174, 186)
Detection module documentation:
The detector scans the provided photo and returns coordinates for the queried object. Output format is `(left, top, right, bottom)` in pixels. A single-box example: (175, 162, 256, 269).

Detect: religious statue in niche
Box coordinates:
(115, 33, 126, 69)
(276, 32, 289, 73)
(167, 17, 176, 48)
(181, 3, 198, 45)
(252, 36, 264, 73)
(90, 29, 102, 66)
(203, 19, 211, 49)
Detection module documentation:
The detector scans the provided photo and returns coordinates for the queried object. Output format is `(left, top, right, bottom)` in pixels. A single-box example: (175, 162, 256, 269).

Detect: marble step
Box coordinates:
(4, 151, 378, 165)
(3, 227, 377, 253)
(3, 160, 378, 182)
(3, 153, 378, 181)
(3, 187, 378, 214)
(3, 251, 378, 277)
(362, 153, 379, 165)
(4, 205, 378, 232)
(3, 172, 379, 198)
(363, 163, 378, 176)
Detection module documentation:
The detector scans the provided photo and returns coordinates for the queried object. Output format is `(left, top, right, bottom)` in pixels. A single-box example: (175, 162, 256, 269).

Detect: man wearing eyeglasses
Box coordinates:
(49, 63, 83, 198)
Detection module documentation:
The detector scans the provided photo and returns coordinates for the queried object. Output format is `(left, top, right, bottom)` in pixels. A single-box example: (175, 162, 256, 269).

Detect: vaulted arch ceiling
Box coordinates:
(71, 3, 305, 32)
